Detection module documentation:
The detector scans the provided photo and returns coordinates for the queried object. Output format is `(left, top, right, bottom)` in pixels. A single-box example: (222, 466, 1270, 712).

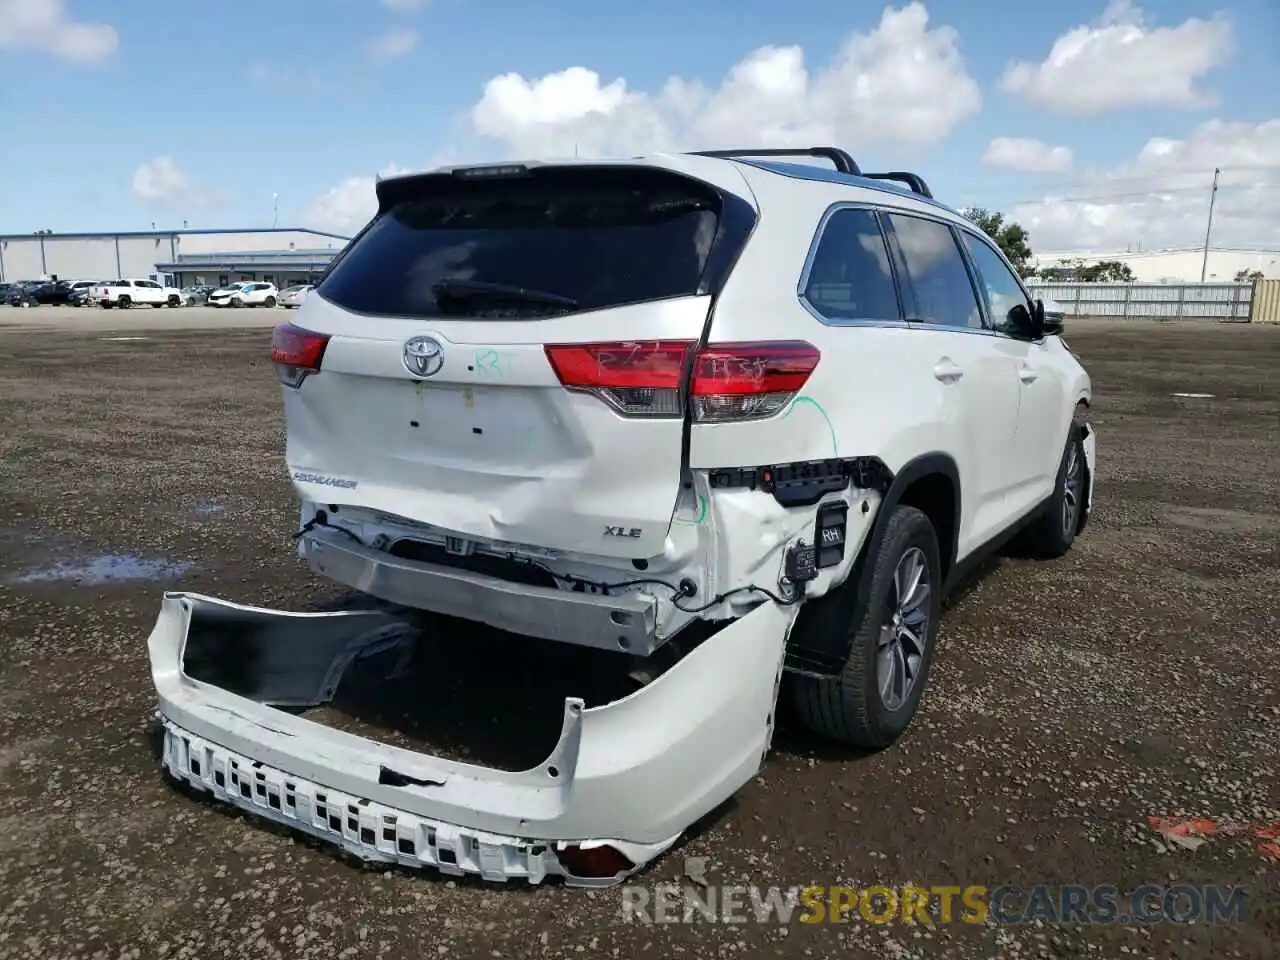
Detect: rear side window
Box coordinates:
(802, 208, 901, 323)
(318, 168, 733, 319)
(886, 214, 983, 330)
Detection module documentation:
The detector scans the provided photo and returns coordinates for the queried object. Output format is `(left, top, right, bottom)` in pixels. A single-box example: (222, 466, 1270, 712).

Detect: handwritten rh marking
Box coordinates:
(474, 349, 503, 375)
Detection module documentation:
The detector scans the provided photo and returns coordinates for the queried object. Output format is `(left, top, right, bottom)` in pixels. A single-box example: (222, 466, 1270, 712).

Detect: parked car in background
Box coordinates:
(180, 285, 216, 306)
(65, 280, 101, 306)
(208, 281, 278, 308)
(278, 284, 313, 309)
(5, 281, 43, 307)
(69, 282, 111, 307)
(93, 278, 185, 308)
(32, 279, 97, 305)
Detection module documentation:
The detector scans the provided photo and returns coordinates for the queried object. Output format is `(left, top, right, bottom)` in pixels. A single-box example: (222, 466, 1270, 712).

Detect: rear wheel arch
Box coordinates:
(889, 455, 961, 585)
(784, 452, 960, 676)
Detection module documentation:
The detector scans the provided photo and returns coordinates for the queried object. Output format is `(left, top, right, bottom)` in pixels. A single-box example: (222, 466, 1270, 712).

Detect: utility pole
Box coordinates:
(1199, 167, 1220, 282)
(272, 193, 279, 229)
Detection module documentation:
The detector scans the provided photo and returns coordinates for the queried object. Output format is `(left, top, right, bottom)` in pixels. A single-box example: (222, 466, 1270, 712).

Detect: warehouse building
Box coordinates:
(1031, 246, 1280, 283)
(0, 227, 351, 288)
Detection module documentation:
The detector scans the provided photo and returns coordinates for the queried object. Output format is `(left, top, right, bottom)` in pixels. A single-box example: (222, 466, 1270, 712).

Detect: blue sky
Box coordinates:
(1, 0, 1277, 252)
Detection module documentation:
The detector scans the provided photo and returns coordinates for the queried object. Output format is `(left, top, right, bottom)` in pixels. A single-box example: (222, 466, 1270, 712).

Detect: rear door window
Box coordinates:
(885, 214, 984, 330)
(317, 167, 734, 319)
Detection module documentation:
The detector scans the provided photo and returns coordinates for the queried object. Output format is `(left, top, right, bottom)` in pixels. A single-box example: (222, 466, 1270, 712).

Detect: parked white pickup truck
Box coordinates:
(95, 278, 184, 309)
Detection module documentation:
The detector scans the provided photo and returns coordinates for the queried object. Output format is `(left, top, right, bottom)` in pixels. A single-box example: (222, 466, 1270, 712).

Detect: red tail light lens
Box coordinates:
(544, 341, 693, 418)
(690, 340, 820, 422)
(271, 323, 330, 388)
(544, 339, 820, 422)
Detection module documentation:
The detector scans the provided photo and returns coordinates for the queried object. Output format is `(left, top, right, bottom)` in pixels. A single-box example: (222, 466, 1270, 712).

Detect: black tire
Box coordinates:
(230, 297, 243, 308)
(263, 296, 277, 308)
(1014, 422, 1087, 560)
(102, 302, 113, 309)
(790, 504, 943, 749)
(118, 295, 132, 309)
(167, 295, 180, 307)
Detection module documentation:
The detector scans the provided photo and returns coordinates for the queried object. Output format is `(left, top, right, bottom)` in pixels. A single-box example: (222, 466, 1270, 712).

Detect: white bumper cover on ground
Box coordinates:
(1082, 422, 1097, 520)
(148, 592, 796, 886)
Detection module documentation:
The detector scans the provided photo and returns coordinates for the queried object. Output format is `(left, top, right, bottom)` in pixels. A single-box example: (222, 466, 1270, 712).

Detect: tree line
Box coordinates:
(962, 208, 1136, 283)
(964, 210, 1268, 285)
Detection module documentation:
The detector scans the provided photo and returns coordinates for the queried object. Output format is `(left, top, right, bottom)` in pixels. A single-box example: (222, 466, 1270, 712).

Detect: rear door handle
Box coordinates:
(933, 358, 964, 383)
(1019, 364, 1039, 384)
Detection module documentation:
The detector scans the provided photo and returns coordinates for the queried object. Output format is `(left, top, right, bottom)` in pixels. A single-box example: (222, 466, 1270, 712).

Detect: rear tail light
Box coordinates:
(271, 323, 330, 388)
(544, 341, 691, 418)
(544, 339, 819, 422)
(690, 340, 820, 422)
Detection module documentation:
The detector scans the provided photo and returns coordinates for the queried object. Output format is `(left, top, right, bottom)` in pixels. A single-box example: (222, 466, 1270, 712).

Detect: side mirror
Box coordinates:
(1040, 298, 1065, 336)
(1006, 301, 1043, 339)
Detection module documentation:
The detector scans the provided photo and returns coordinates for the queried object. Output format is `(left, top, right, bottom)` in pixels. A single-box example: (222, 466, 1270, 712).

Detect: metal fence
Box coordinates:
(1250, 279, 1280, 322)
(1027, 282, 1254, 322)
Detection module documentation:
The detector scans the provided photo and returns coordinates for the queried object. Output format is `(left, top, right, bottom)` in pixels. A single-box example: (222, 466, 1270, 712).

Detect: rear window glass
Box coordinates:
(317, 168, 724, 318)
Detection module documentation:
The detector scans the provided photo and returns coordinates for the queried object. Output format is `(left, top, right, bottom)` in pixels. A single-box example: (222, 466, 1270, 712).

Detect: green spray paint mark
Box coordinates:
(675, 395, 833, 527)
(782, 394, 839, 457)
(672, 493, 708, 526)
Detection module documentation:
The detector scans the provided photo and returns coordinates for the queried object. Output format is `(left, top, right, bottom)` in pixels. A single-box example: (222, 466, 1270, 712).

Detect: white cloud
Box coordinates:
(1009, 119, 1280, 252)
(0, 0, 118, 63)
(982, 137, 1073, 174)
(381, 0, 430, 10)
(366, 26, 418, 59)
(132, 156, 200, 205)
(1000, 0, 1232, 116)
(468, 2, 981, 158)
(304, 163, 414, 234)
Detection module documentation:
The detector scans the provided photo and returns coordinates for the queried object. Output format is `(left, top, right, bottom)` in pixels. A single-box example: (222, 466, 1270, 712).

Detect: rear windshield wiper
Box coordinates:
(432, 279, 578, 310)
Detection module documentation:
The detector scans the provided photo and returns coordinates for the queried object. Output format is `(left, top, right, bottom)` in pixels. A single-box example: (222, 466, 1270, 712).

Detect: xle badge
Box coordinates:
(604, 525, 642, 539)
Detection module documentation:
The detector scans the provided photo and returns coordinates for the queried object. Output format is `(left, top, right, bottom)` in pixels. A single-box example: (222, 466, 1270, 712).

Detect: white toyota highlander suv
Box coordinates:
(148, 147, 1095, 887)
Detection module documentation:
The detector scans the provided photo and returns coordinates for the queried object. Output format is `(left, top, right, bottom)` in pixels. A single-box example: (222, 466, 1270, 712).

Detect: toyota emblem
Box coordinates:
(403, 335, 444, 378)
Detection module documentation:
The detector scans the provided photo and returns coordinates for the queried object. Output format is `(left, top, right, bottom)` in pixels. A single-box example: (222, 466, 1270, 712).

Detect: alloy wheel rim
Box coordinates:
(1062, 441, 1083, 536)
(877, 546, 931, 711)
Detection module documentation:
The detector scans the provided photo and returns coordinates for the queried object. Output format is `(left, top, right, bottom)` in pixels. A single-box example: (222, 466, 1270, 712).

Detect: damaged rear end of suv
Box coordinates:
(150, 155, 846, 887)
(147, 149, 1096, 886)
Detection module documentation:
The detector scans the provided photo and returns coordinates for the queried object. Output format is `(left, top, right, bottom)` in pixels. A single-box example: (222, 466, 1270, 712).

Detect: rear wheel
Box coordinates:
(790, 505, 942, 749)
(263, 295, 277, 308)
(118, 295, 132, 309)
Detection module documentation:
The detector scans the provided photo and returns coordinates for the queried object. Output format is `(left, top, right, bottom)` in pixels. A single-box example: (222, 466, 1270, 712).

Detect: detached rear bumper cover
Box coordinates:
(148, 592, 794, 886)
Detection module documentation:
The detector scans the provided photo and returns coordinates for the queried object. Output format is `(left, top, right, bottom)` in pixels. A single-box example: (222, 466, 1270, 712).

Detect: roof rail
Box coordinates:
(688, 147, 862, 176)
(861, 171, 933, 199)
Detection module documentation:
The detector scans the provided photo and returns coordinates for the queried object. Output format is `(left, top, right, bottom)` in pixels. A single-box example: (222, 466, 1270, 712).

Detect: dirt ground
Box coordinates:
(0, 317, 1277, 960)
